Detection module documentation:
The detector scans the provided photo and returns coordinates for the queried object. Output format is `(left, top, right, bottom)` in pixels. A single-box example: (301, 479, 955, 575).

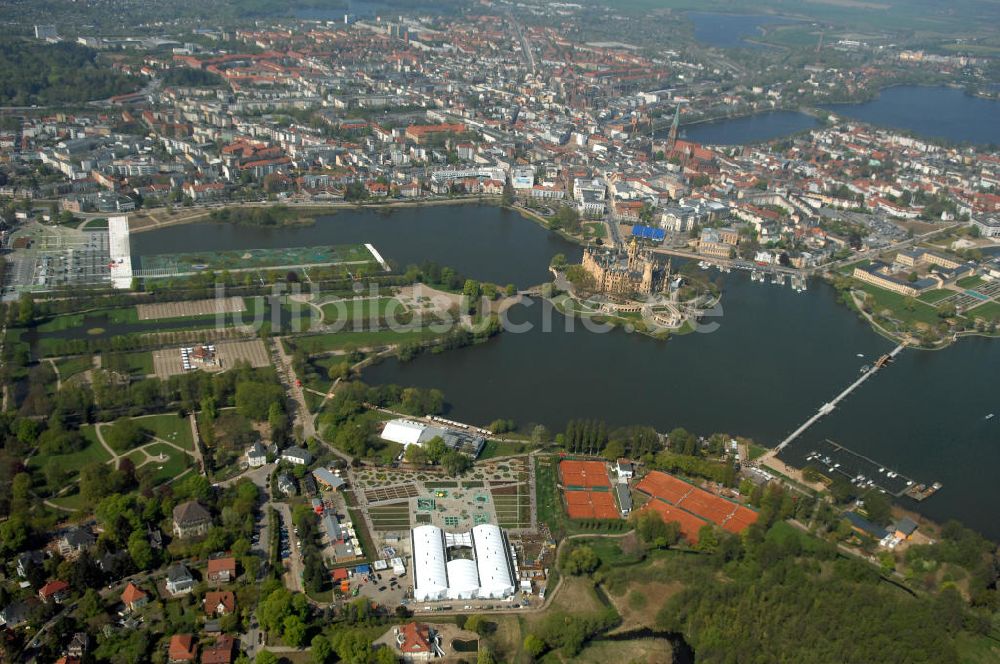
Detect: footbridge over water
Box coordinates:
(773, 343, 907, 454)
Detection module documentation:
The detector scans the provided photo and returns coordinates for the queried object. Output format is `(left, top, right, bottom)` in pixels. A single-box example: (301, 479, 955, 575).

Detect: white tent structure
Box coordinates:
(381, 419, 426, 447)
(410, 524, 518, 602)
(411, 525, 449, 601)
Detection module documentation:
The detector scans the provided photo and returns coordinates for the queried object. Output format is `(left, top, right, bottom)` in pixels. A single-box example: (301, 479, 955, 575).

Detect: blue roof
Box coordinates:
(631, 224, 665, 242)
(355, 564, 371, 574)
(844, 511, 888, 539)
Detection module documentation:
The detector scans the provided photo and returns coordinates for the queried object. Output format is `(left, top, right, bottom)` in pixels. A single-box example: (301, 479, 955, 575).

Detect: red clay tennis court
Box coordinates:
(564, 490, 620, 520)
(638, 470, 758, 535)
(559, 460, 612, 489)
(636, 471, 693, 504)
(644, 500, 707, 544)
(722, 506, 759, 533)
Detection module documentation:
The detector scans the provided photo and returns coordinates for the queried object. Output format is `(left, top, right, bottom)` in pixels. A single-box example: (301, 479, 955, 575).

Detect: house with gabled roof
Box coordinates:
(121, 582, 149, 612)
(206, 557, 236, 584)
(38, 580, 70, 603)
(204, 591, 235, 617)
(168, 633, 196, 662)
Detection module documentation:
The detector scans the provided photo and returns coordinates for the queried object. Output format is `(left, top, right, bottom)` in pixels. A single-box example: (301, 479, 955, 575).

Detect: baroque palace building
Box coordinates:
(581, 239, 671, 296)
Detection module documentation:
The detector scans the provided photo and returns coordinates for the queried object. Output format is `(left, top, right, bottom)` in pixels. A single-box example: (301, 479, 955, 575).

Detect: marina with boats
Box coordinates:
(805, 439, 942, 501)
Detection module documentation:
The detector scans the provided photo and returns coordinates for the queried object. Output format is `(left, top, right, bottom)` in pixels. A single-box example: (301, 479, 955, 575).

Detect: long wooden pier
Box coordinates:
(773, 343, 907, 454)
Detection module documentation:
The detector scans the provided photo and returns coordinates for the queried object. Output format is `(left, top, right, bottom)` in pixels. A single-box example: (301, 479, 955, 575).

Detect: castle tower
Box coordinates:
(641, 260, 654, 295)
(627, 237, 640, 271)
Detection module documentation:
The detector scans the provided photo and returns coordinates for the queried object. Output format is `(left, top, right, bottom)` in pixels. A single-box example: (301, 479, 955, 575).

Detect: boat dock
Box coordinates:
(804, 439, 940, 499)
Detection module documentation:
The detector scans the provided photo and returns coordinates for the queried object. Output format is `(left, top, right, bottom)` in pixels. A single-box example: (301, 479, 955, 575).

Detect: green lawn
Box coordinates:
(478, 439, 532, 460)
(536, 458, 568, 537)
(82, 218, 109, 230)
(967, 301, 1000, 322)
(36, 306, 139, 333)
(855, 283, 942, 326)
(289, 327, 448, 354)
(29, 425, 113, 482)
(957, 275, 985, 290)
(320, 297, 406, 325)
(955, 631, 1000, 664)
(918, 289, 954, 304)
(126, 442, 192, 484)
(48, 490, 93, 511)
(54, 355, 93, 381)
(582, 222, 607, 239)
(135, 413, 194, 450)
(103, 350, 154, 376)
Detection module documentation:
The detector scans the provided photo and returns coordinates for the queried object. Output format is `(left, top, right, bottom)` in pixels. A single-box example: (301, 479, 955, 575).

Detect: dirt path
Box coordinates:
(48, 359, 62, 391)
(188, 413, 206, 476)
(93, 423, 121, 469)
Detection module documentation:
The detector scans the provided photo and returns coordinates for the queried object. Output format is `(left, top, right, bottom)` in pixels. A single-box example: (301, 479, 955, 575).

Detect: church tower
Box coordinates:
(667, 104, 680, 151)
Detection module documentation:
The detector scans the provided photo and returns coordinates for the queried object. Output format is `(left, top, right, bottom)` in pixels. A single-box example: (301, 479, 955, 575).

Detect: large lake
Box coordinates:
(687, 12, 800, 49)
(672, 86, 1000, 146)
(678, 111, 820, 145)
(131, 204, 581, 289)
(822, 85, 1000, 145)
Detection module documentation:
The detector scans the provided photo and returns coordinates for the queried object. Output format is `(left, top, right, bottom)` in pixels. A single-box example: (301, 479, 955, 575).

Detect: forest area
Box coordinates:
(0, 40, 138, 105)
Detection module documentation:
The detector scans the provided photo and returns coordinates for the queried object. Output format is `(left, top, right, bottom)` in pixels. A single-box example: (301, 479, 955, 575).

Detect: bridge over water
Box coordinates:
(772, 342, 907, 455)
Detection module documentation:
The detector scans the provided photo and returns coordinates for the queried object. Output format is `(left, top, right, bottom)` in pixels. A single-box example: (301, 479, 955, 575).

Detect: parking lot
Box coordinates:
(3, 224, 115, 295)
(151, 339, 270, 378)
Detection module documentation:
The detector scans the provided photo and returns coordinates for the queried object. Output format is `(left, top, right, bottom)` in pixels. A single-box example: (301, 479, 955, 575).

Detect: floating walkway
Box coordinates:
(805, 439, 927, 498)
(774, 343, 907, 453)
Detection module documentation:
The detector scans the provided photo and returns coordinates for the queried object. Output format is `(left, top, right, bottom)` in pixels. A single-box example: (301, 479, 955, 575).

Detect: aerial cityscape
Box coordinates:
(0, 0, 999, 662)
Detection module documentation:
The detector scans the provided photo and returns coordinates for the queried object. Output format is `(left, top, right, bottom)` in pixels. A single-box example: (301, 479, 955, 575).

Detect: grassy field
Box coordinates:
(856, 283, 943, 326)
(48, 491, 91, 511)
(135, 412, 194, 450)
(535, 458, 568, 537)
(522, 576, 609, 635)
(478, 439, 532, 460)
(955, 631, 1000, 664)
(957, 275, 986, 290)
(320, 297, 406, 325)
(967, 301, 1000, 321)
(36, 306, 138, 333)
(126, 442, 192, 484)
(103, 350, 154, 376)
(54, 355, 93, 381)
(288, 326, 448, 354)
(758, 25, 823, 48)
(570, 637, 675, 663)
(582, 222, 607, 240)
(918, 289, 954, 304)
(29, 425, 113, 481)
